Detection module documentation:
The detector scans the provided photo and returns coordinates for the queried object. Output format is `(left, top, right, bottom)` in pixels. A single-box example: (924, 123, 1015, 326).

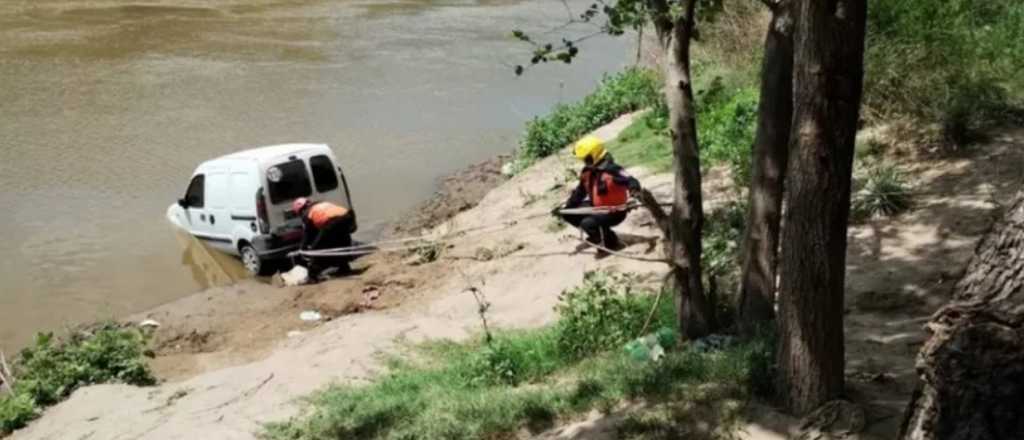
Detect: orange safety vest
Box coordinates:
(581, 168, 629, 208)
(307, 202, 349, 228)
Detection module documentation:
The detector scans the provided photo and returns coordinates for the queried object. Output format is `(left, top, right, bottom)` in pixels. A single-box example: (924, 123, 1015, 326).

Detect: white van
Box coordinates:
(167, 143, 356, 275)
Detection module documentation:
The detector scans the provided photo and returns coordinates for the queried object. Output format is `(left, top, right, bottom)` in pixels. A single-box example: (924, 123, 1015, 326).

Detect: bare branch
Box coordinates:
(637, 188, 671, 237)
(0, 350, 13, 395)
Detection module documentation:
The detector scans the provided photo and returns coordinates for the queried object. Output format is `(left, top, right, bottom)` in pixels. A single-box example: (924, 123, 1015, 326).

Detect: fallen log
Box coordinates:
(899, 192, 1024, 440)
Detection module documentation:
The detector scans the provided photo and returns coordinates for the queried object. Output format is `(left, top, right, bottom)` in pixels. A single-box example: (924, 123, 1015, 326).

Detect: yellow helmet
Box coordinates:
(574, 135, 606, 163)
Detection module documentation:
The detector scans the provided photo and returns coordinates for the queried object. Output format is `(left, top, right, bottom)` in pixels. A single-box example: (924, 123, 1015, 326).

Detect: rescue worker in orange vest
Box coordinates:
(553, 136, 641, 256)
(292, 197, 354, 278)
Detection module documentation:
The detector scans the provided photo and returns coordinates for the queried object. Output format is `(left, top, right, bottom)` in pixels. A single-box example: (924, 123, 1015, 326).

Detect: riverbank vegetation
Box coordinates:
(608, 0, 1024, 175)
(0, 325, 154, 435)
(265, 272, 771, 439)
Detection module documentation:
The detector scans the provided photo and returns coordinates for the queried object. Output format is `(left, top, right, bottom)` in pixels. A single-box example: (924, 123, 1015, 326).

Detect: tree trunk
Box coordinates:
(898, 192, 1024, 440)
(653, 1, 714, 340)
(776, 0, 867, 415)
(737, 0, 794, 333)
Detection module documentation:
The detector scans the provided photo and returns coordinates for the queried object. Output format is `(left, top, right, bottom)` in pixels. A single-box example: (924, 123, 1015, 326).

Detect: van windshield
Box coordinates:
(267, 159, 312, 204)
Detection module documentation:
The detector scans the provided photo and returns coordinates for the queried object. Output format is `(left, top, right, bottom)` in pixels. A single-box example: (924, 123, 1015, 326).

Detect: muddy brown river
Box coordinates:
(0, 0, 631, 350)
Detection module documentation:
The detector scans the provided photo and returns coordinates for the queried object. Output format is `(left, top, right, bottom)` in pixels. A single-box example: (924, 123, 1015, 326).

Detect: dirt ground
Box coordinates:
(10, 118, 1023, 440)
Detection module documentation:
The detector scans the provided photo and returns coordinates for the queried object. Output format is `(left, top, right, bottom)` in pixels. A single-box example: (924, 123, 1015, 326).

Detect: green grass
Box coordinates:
(0, 324, 156, 435)
(864, 0, 1024, 140)
(607, 79, 759, 189)
(516, 68, 662, 168)
(263, 272, 771, 440)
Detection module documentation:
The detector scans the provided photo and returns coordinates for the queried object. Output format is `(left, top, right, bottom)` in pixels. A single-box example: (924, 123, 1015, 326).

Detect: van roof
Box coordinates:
(215, 143, 330, 163)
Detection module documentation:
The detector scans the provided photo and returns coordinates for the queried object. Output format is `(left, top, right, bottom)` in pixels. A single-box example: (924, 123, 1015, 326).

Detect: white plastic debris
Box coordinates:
(500, 161, 517, 176)
(139, 319, 161, 329)
(281, 265, 309, 286)
(299, 311, 322, 322)
(287, 331, 303, 338)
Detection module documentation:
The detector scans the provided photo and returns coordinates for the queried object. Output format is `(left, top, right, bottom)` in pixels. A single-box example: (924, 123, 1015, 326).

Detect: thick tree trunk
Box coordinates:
(737, 0, 794, 333)
(898, 192, 1024, 440)
(776, 0, 866, 414)
(653, 1, 714, 340)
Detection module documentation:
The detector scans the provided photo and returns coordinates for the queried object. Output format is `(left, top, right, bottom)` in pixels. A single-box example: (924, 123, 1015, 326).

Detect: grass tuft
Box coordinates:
(851, 164, 913, 221)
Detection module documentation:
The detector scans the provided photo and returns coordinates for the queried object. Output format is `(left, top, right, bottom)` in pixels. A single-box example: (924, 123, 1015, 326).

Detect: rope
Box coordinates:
(291, 202, 663, 259)
(569, 235, 669, 263)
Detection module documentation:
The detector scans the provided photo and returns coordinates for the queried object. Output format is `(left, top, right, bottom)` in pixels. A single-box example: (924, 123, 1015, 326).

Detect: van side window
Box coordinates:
(185, 175, 205, 207)
(310, 155, 339, 193)
(268, 160, 312, 204)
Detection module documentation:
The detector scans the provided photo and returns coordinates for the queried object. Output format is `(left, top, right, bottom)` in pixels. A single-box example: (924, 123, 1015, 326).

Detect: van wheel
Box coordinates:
(239, 243, 268, 276)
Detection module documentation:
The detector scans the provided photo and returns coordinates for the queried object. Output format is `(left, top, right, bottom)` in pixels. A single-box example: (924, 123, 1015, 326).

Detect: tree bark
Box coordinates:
(737, 0, 794, 333)
(776, 0, 866, 415)
(898, 192, 1024, 440)
(651, 0, 714, 340)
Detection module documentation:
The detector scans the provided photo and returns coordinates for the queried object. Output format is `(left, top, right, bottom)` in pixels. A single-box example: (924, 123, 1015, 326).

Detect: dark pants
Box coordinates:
(305, 215, 353, 277)
(560, 202, 627, 248)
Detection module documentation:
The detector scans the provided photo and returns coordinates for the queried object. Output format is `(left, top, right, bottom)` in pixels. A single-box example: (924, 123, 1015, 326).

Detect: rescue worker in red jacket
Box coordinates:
(292, 197, 354, 278)
(554, 135, 641, 255)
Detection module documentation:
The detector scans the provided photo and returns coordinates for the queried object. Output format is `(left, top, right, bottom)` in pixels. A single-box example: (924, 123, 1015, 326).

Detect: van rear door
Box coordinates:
(264, 158, 313, 231)
(308, 154, 352, 210)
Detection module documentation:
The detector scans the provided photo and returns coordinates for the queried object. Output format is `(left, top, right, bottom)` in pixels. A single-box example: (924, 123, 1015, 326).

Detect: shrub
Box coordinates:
(697, 78, 759, 188)
(0, 324, 155, 435)
(863, 0, 1024, 139)
(606, 78, 758, 190)
(0, 394, 36, 435)
(851, 164, 913, 221)
(554, 272, 659, 359)
(518, 68, 661, 165)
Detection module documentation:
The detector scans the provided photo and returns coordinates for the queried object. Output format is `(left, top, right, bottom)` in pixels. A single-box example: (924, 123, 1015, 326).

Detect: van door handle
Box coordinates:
(200, 214, 206, 222)
(210, 214, 216, 225)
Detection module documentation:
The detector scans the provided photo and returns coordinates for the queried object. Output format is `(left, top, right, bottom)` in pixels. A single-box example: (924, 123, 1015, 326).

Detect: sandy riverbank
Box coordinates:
(9, 116, 1023, 439)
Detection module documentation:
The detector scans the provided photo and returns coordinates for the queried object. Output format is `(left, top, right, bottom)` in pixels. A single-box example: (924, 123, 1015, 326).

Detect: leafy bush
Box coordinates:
(0, 394, 35, 435)
(863, 0, 1024, 141)
(703, 201, 746, 280)
(851, 164, 913, 221)
(696, 78, 759, 188)
(607, 78, 758, 190)
(0, 325, 155, 435)
(518, 68, 661, 165)
(554, 272, 660, 359)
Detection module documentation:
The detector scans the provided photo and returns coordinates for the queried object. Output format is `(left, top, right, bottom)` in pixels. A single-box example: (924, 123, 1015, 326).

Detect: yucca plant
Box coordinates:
(852, 164, 912, 220)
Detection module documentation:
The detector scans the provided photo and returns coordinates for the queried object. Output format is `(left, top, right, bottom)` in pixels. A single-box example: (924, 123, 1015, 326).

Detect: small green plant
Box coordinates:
(554, 272, 656, 359)
(0, 324, 155, 434)
(852, 164, 913, 221)
(545, 215, 567, 233)
(409, 241, 443, 264)
(855, 136, 888, 162)
(518, 68, 661, 165)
